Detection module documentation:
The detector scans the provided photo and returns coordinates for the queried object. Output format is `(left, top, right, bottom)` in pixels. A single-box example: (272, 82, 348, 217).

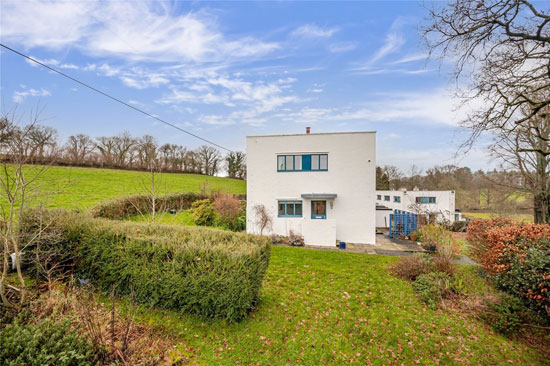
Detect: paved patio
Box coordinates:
(300, 231, 478, 265)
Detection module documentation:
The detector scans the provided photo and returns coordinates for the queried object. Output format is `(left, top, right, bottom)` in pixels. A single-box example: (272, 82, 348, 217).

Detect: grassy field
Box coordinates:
(129, 210, 196, 226)
(463, 212, 533, 223)
(111, 246, 545, 366)
(15, 165, 246, 210)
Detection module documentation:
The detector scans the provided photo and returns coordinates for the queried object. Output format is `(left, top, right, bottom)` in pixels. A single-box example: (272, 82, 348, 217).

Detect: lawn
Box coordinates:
(463, 212, 533, 223)
(129, 209, 196, 226)
(112, 246, 545, 366)
(12, 165, 246, 210)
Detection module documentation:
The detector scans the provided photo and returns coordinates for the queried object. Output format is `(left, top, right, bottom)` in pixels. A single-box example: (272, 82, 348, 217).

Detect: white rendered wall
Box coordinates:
(247, 132, 376, 245)
(376, 210, 391, 228)
(375, 190, 456, 222)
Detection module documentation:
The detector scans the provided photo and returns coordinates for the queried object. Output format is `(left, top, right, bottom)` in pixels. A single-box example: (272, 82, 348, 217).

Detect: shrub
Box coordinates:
(433, 242, 457, 276)
(22, 210, 271, 322)
(92, 192, 246, 220)
(480, 294, 524, 335)
(412, 272, 453, 309)
(214, 194, 245, 232)
(389, 253, 432, 281)
(288, 230, 304, 247)
(418, 224, 452, 251)
(466, 218, 514, 263)
(467, 219, 550, 318)
(0, 318, 98, 366)
(191, 199, 217, 226)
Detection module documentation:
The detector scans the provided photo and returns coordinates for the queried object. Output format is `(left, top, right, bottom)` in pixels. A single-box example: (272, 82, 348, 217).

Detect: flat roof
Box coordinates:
(247, 131, 376, 138)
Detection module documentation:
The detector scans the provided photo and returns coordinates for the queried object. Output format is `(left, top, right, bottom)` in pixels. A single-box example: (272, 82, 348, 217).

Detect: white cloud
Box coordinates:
(328, 42, 357, 53)
(12, 87, 51, 103)
(1, 0, 279, 63)
(291, 24, 338, 38)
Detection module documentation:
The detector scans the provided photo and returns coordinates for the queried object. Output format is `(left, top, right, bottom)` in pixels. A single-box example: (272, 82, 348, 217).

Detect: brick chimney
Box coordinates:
(306, 127, 311, 134)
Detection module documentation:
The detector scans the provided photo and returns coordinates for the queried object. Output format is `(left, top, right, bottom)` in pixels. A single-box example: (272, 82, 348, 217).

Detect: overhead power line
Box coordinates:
(0, 43, 233, 152)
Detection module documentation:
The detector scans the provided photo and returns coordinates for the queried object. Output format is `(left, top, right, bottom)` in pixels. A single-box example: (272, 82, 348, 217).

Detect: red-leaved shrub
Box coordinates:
(467, 219, 550, 318)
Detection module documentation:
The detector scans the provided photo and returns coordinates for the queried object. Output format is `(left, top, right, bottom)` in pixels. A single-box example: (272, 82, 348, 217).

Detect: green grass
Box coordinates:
(128, 209, 196, 226)
(463, 212, 533, 223)
(112, 247, 545, 365)
(14, 165, 246, 210)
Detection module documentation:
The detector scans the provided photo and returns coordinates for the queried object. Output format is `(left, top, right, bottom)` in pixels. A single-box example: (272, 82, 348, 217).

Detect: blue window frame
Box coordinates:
(278, 200, 303, 217)
(416, 196, 436, 204)
(394, 196, 401, 203)
(377, 195, 381, 200)
(311, 200, 326, 219)
(277, 154, 328, 172)
(384, 195, 390, 201)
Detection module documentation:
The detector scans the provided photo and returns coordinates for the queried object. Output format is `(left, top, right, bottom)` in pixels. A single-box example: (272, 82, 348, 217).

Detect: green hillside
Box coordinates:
(13, 165, 246, 210)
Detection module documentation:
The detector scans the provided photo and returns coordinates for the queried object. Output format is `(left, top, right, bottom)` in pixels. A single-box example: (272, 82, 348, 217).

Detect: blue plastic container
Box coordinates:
(339, 242, 346, 250)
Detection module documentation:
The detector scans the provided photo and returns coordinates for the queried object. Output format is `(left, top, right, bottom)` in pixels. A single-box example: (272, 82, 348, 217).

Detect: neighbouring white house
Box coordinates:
(375, 189, 461, 227)
(246, 130, 376, 246)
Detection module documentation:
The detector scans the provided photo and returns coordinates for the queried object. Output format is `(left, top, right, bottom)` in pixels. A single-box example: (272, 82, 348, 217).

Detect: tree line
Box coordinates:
(0, 116, 246, 179)
(376, 164, 528, 214)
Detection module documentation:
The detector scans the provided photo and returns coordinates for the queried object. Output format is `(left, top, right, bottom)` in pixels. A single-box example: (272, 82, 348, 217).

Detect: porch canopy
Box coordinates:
(301, 193, 337, 199)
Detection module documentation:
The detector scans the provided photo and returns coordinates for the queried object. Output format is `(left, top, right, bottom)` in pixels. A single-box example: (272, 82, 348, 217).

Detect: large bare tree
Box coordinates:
(423, 0, 550, 222)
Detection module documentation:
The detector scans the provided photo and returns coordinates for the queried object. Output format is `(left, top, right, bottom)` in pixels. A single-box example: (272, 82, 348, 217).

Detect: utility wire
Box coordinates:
(0, 43, 233, 152)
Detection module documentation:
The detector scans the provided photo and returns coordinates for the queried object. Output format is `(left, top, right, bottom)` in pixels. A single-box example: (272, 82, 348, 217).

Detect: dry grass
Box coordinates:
(30, 283, 189, 366)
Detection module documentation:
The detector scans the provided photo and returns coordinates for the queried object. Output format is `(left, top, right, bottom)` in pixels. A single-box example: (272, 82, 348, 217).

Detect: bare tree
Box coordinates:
(0, 108, 57, 309)
(423, 0, 550, 221)
(197, 145, 221, 176)
(65, 134, 94, 164)
(491, 105, 550, 221)
(112, 131, 136, 167)
(253, 204, 272, 236)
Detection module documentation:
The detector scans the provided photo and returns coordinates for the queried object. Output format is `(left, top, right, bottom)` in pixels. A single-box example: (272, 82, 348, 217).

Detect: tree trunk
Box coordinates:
(533, 152, 550, 224)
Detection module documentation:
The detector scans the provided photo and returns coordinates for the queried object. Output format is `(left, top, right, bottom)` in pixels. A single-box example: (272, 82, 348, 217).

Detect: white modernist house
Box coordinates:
(246, 131, 376, 246)
(375, 189, 459, 227)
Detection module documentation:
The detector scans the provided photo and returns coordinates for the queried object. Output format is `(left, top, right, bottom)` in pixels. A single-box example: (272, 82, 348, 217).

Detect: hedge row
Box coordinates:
(92, 192, 246, 220)
(22, 210, 271, 322)
(467, 219, 550, 318)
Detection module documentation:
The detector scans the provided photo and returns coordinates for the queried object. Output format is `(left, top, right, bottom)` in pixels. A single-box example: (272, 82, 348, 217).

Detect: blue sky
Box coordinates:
(0, 0, 492, 171)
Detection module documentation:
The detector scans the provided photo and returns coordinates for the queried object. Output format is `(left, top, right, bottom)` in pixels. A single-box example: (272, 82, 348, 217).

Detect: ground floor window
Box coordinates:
(278, 200, 303, 217)
(311, 200, 326, 219)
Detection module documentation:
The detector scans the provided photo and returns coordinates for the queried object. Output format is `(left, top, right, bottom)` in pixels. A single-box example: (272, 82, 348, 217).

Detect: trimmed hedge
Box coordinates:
(23, 210, 271, 322)
(92, 192, 246, 220)
(0, 318, 98, 366)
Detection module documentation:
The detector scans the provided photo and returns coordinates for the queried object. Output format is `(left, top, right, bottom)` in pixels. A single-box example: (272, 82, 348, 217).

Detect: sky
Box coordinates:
(0, 0, 494, 172)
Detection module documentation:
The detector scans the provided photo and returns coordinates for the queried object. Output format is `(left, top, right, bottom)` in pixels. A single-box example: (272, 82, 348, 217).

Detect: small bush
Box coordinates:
(419, 224, 452, 251)
(433, 242, 457, 276)
(480, 294, 524, 335)
(412, 272, 452, 309)
(191, 199, 217, 226)
(271, 235, 289, 245)
(22, 210, 271, 322)
(214, 194, 245, 232)
(0, 318, 98, 366)
(288, 230, 304, 247)
(389, 253, 432, 281)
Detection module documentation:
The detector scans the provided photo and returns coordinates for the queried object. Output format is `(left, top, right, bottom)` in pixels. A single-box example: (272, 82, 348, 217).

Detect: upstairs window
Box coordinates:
(377, 195, 381, 200)
(416, 196, 436, 204)
(384, 195, 390, 201)
(394, 196, 401, 203)
(278, 200, 302, 217)
(277, 154, 328, 172)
